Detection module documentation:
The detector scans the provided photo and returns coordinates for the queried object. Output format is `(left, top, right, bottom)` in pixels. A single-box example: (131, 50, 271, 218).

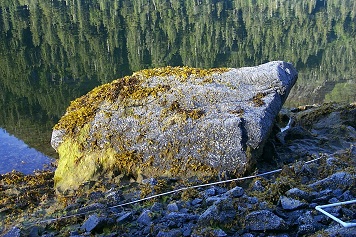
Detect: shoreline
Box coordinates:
(1, 102, 355, 236)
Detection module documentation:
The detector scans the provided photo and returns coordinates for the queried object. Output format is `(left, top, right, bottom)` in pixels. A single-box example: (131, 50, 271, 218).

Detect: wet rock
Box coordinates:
(285, 188, 310, 201)
(157, 229, 182, 237)
(250, 179, 266, 192)
(296, 211, 315, 229)
(3, 226, 21, 237)
(51, 61, 298, 191)
(205, 195, 229, 206)
(191, 198, 203, 206)
(137, 209, 152, 225)
(164, 212, 199, 223)
(199, 198, 236, 224)
(224, 186, 244, 198)
(28, 226, 41, 237)
(203, 187, 217, 197)
(151, 202, 164, 212)
(279, 196, 307, 210)
(308, 172, 355, 190)
(116, 211, 132, 224)
(81, 214, 114, 233)
(325, 225, 356, 237)
(167, 202, 179, 212)
(182, 223, 194, 237)
(245, 210, 287, 231)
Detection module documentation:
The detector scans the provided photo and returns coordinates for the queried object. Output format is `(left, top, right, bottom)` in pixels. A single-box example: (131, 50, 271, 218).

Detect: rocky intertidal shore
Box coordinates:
(1, 102, 356, 237)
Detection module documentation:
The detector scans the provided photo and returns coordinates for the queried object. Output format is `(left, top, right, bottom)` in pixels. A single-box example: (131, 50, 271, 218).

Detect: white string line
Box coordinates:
(315, 200, 356, 228)
(38, 157, 322, 224)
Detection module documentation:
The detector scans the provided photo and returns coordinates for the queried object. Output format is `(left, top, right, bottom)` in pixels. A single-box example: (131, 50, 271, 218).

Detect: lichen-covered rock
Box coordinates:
(51, 61, 297, 191)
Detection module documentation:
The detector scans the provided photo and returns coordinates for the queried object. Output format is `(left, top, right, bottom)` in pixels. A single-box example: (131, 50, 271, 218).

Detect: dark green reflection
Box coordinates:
(0, 0, 355, 157)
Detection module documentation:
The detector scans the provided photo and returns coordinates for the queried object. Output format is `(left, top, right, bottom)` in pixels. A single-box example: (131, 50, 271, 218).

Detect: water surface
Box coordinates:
(0, 128, 54, 174)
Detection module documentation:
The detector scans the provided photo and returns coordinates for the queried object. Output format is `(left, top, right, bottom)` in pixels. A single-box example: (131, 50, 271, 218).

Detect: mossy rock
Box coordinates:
(51, 61, 298, 191)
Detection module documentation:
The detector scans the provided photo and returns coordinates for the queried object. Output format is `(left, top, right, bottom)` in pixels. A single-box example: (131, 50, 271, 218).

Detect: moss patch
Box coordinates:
(134, 66, 229, 81)
(252, 92, 267, 107)
(169, 100, 205, 120)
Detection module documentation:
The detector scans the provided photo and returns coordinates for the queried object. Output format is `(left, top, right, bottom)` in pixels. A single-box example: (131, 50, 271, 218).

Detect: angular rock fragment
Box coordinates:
(245, 210, 288, 231)
(51, 61, 297, 191)
(279, 195, 307, 210)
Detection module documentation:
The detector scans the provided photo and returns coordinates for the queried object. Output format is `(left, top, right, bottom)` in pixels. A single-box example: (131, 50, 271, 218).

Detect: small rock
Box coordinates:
(199, 200, 236, 224)
(164, 212, 199, 222)
(204, 188, 216, 197)
(29, 226, 41, 237)
(245, 210, 287, 231)
(297, 224, 315, 236)
(279, 196, 307, 210)
(191, 198, 203, 206)
(215, 187, 228, 195)
(325, 225, 356, 237)
(81, 214, 113, 233)
(41, 234, 56, 237)
(157, 229, 182, 237)
(225, 186, 244, 198)
(328, 197, 340, 203)
(338, 190, 355, 201)
(137, 209, 152, 225)
(89, 191, 104, 200)
(284, 209, 305, 226)
(182, 223, 194, 237)
(116, 211, 132, 224)
(326, 157, 338, 167)
(308, 172, 355, 190)
(212, 228, 228, 237)
(167, 202, 179, 212)
(241, 234, 254, 237)
(205, 195, 228, 206)
(250, 179, 265, 192)
(3, 226, 21, 237)
(247, 196, 259, 204)
(285, 188, 310, 201)
(151, 202, 164, 212)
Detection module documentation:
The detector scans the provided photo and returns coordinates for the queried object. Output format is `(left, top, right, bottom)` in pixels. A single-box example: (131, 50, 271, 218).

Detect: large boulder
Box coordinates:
(51, 61, 297, 191)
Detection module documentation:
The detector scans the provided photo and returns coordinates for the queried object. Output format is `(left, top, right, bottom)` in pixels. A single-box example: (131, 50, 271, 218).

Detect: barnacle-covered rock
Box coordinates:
(51, 61, 297, 191)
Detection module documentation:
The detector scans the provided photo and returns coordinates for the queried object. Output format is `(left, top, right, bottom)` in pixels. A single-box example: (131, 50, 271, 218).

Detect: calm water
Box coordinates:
(0, 0, 355, 174)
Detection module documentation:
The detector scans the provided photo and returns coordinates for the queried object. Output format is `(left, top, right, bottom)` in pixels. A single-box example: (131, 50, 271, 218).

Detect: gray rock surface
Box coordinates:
(51, 61, 297, 191)
(81, 214, 113, 233)
(308, 172, 355, 190)
(2, 227, 21, 237)
(245, 210, 288, 231)
(279, 196, 307, 210)
(137, 209, 152, 225)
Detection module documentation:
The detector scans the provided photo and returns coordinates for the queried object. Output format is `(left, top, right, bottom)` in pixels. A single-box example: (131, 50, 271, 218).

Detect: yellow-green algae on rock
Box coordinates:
(52, 62, 298, 192)
(52, 66, 230, 191)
